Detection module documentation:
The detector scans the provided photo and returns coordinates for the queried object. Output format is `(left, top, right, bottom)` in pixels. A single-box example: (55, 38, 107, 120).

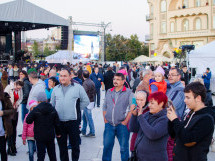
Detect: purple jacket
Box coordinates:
(129, 109, 168, 161)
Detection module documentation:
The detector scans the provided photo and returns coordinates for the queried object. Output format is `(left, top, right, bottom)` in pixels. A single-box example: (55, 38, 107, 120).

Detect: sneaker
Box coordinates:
(81, 131, 86, 136)
(18, 134, 22, 137)
(85, 133, 95, 137)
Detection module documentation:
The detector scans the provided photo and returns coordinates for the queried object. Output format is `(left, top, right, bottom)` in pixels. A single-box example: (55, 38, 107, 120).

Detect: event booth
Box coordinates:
(189, 41, 215, 75)
(189, 41, 215, 92)
(45, 50, 73, 64)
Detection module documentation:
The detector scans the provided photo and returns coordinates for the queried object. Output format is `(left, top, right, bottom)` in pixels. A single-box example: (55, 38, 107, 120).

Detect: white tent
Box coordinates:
(133, 55, 151, 62)
(45, 50, 73, 64)
(150, 56, 173, 62)
(189, 41, 215, 75)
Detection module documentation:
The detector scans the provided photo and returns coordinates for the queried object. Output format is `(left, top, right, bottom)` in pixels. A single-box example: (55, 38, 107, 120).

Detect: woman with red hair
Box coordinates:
(129, 91, 169, 161)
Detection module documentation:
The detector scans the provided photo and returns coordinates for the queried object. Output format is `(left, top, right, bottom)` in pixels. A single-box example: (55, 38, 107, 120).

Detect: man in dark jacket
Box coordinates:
(103, 67, 114, 92)
(167, 82, 214, 161)
(90, 66, 104, 108)
(72, 69, 82, 85)
(202, 67, 212, 90)
(19, 70, 32, 122)
(81, 70, 96, 137)
(26, 92, 61, 161)
(181, 66, 190, 86)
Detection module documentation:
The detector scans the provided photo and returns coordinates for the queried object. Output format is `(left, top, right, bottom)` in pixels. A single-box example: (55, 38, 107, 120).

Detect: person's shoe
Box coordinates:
(12, 146, 17, 154)
(7, 148, 16, 156)
(18, 134, 22, 137)
(85, 133, 95, 138)
(81, 131, 86, 136)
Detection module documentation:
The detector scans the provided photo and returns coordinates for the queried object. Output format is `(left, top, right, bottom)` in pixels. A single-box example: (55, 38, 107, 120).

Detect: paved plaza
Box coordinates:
(11, 90, 215, 161)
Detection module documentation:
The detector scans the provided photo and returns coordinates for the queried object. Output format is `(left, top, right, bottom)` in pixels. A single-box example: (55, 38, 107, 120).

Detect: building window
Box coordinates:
(213, 16, 215, 29)
(195, 18, 201, 30)
(182, 19, 189, 31)
(170, 22, 175, 32)
(183, 0, 189, 8)
(195, 0, 201, 7)
(150, 23, 154, 39)
(161, 0, 167, 12)
(161, 22, 167, 33)
(150, 5, 154, 16)
(150, 44, 155, 57)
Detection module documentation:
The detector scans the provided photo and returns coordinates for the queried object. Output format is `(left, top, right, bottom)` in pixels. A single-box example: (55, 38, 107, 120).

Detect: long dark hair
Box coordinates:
(19, 70, 28, 78)
(1, 71, 8, 80)
(0, 83, 4, 101)
(49, 77, 60, 87)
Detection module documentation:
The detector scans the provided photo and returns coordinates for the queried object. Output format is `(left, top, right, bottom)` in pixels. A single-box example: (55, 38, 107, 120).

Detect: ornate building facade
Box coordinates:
(146, 0, 215, 58)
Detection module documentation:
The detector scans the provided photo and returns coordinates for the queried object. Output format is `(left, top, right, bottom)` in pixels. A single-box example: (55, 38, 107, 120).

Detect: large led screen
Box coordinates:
(73, 35, 100, 60)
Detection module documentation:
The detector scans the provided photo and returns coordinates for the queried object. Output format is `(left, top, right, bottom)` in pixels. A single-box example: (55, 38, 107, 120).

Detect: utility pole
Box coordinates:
(102, 22, 111, 61)
(68, 16, 73, 52)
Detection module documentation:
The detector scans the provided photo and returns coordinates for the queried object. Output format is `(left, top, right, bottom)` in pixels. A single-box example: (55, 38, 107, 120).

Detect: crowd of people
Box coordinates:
(0, 61, 214, 161)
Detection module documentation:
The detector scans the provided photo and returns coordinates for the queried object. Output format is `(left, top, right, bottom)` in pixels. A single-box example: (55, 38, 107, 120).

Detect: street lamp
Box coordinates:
(102, 22, 111, 62)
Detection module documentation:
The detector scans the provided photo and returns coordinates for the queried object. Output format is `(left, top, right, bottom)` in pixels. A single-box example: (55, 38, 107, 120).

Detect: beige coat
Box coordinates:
(4, 82, 23, 108)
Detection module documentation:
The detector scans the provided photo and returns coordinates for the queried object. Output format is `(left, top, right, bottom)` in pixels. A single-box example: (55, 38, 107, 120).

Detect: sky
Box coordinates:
(0, 0, 149, 41)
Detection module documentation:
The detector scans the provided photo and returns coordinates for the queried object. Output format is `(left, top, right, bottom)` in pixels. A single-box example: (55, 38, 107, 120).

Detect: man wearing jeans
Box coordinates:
(82, 70, 96, 137)
(90, 66, 104, 108)
(102, 73, 133, 161)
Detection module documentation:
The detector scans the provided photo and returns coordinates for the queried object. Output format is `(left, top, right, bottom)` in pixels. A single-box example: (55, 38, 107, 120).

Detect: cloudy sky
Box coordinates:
(1, 0, 149, 41)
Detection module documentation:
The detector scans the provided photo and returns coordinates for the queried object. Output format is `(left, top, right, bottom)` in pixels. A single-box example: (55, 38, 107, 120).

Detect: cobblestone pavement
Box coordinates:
(11, 91, 215, 161)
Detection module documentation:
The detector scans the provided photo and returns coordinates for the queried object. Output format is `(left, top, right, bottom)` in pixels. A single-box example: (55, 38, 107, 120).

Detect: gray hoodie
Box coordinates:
(27, 79, 46, 110)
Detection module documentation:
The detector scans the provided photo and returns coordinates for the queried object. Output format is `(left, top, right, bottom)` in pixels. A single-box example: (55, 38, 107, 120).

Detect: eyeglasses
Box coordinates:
(167, 74, 179, 77)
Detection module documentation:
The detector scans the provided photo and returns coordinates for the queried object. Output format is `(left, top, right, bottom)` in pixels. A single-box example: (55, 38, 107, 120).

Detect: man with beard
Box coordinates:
(102, 73, 133, 161)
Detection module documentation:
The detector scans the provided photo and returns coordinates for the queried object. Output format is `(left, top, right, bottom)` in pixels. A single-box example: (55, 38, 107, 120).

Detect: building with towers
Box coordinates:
(146, 0, 215, 58)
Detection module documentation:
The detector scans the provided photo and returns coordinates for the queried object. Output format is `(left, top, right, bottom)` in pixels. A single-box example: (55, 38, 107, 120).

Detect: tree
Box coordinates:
(106, 34, 148, 61)
(43, 43, 50, 56)
(43, 44, 56, 57)
(32, 41, 40, 57)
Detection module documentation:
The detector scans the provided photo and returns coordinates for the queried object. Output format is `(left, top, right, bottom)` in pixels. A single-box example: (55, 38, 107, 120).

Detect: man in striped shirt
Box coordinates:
(166, 68, 185, 161)
(166, 68, 185, 118)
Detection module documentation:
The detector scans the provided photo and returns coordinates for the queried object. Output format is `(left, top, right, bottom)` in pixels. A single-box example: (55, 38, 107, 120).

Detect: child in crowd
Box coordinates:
(22, 100, 38, 161)
(26, 92, 61, 161)
(149, 66, 167, 94)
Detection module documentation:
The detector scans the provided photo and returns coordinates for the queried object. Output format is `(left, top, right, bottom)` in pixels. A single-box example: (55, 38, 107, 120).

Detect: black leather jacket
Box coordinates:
(21, 77, 32, 104)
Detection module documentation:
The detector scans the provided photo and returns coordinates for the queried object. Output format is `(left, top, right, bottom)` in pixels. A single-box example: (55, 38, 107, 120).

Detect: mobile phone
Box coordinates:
(167, 100, 175, 110)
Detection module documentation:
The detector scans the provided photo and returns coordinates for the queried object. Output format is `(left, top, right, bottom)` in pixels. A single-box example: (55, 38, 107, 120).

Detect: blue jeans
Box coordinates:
(22, 104, 29, 123)
(205, 83, 210, 90)
(28, 140, 36, 161)
(82, 107, 95, 134)
(102, 123, 130, 161)
(95, 88, 100, 107)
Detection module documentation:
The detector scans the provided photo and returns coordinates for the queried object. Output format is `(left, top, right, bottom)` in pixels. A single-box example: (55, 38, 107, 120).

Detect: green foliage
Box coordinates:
(32, 41, 40, 57)
(43, 44, 57, 57)
(106, 34, 148, 61)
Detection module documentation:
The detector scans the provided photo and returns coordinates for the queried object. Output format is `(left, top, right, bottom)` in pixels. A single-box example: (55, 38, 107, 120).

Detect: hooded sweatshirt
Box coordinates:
(26, 102, 61, 142)
(168, 107, 215, 161)
(26, 79, 46, 110)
